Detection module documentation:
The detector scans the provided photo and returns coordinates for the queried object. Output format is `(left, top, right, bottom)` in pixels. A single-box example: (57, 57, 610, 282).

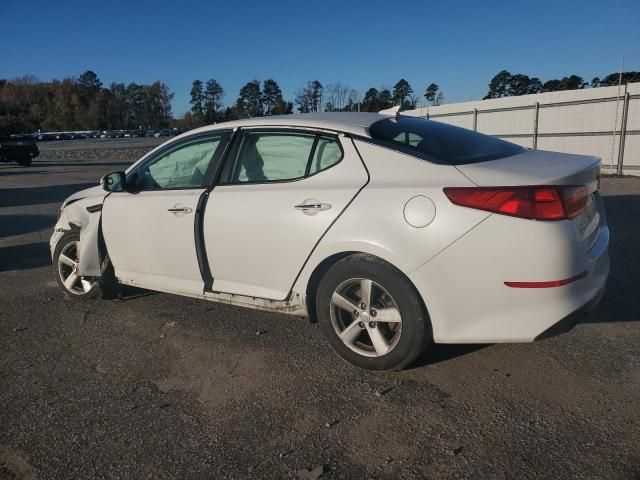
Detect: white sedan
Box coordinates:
(50, 112, 610, 370)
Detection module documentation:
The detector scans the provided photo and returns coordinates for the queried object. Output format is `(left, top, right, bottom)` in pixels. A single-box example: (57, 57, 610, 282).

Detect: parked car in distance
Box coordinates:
(154, 129, 172, 137)
(36, 133, 55, 141)
(50, 112, 610, 371)
(0, 135, 40, 166)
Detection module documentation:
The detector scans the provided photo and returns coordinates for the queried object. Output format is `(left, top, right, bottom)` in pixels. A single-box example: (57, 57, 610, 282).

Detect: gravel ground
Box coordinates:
(0, 145, 639, 480)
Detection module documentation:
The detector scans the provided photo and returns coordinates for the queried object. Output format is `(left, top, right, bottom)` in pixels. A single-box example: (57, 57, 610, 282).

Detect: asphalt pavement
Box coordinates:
(1, 148, 639, 479)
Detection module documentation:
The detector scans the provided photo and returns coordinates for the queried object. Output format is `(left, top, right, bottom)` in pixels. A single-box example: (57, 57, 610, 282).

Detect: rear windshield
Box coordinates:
(368, 116, 525, 165)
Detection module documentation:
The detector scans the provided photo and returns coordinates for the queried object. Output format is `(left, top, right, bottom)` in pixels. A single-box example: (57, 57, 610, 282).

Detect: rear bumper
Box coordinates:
(409, 214, 610, 344)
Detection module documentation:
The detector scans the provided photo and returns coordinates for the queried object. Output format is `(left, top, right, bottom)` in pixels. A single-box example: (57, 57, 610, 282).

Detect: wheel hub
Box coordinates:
(57, 240, 96, 295)
(329, 277, 403, 358)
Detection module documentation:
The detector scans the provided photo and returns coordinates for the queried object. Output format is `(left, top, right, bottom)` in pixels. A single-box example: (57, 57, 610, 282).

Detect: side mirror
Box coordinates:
(100, 171, 127, 192)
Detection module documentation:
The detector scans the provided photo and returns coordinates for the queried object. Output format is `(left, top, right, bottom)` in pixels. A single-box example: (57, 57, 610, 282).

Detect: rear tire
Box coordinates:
(316, 254, 431, 371)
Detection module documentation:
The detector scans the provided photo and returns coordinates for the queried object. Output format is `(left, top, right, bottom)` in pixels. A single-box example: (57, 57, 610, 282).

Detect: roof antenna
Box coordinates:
(378, 105, 402, 116)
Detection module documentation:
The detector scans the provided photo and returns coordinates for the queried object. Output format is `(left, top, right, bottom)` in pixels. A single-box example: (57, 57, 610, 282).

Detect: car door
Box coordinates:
(102, 132, 230, 295)
(204, 128, 368, 300)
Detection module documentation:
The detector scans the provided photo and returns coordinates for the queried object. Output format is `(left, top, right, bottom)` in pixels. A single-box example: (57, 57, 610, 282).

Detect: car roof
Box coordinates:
(186, 112, 389, 137)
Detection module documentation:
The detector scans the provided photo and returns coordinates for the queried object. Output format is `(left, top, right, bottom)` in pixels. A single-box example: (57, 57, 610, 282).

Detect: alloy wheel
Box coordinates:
(57, 240, 96, 294)
(330, 278, 402, 357)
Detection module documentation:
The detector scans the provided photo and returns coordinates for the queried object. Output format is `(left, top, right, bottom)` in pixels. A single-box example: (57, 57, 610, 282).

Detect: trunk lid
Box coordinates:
(455, 149, 600, 188)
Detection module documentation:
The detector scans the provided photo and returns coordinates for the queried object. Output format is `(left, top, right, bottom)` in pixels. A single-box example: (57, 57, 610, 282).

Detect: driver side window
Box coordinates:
(134, 136, 226, 190)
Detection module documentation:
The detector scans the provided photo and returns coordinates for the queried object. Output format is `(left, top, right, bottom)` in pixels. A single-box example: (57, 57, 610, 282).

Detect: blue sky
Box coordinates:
(1, 0, 639, 116)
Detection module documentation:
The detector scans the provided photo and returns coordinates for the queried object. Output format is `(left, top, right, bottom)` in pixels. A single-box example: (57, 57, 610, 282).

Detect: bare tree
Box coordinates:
(324, 83, 351, 111)
(346, 89, 361, 111)
(295, 80, 323, 113)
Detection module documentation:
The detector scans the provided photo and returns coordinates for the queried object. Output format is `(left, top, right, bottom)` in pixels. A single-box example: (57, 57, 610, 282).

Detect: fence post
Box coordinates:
(473, 108, 478, 131)
(533, 102, 540, 149)
(617, 91, 630, 175)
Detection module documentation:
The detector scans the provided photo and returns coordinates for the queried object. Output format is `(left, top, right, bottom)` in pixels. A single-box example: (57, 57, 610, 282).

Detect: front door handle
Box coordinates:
(294, 199, 331, 215)
(294, 203, 331, 211)
(167, 207, 193, 214)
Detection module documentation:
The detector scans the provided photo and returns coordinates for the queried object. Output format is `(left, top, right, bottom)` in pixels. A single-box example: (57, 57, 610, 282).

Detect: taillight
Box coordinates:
(560, 186, 588, 219)
(443, 186, 588, 221)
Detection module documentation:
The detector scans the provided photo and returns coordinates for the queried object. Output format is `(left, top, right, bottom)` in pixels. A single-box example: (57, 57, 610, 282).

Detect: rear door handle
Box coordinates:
(294, 199, 331, 215)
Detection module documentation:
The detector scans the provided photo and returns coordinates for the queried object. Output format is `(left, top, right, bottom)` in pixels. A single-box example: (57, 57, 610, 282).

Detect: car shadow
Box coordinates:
(410, 343, 488, 369)
(0, 242, 51, 272)
(582, 194, 640, 324)
(0, 169, 49, 176)
(0, 214, 57, 237)
(117, 285, 158, 301)
(0, 183, 96, 208)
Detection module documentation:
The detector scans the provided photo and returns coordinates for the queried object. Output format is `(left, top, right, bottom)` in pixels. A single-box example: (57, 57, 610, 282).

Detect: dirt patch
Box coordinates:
(0, 448, 34, 480)
(154, 329, 279, 411)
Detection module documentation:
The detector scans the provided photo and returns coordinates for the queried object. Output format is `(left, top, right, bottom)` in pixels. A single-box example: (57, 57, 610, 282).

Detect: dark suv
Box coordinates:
(0, 135, 40, 166)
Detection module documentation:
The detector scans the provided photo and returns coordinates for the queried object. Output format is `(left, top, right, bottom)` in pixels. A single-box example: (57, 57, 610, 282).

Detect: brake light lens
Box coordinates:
(443, 186, 588, 221)
(561, 186, 588, 219)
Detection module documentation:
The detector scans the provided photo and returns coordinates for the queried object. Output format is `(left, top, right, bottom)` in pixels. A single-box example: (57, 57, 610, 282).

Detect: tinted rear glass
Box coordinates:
(368, 116, 525, 165)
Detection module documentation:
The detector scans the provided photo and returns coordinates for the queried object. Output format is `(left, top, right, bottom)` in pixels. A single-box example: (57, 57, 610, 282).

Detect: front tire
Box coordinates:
(316, 254, 431, 371)
(53, 231, 100, 299)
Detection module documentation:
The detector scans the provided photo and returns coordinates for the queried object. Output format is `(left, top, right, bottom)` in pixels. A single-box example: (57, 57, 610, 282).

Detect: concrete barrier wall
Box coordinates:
(403, 82, 640, 175)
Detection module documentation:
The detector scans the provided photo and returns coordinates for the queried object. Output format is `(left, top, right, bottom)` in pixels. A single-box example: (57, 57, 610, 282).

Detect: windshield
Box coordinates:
(368, 116, 525, 165)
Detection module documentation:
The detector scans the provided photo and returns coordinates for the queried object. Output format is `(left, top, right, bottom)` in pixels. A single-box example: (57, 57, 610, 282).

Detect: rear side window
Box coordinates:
(226, 131, 343, 183)
(231, 132, 315, 182)
(369, 116, 525, 165)
(309, 135, 342, 174)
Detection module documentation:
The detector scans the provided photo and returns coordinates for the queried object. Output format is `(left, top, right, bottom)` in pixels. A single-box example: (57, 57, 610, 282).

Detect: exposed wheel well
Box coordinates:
(305, 251, 358, 323)
(304, 251, 431, 334)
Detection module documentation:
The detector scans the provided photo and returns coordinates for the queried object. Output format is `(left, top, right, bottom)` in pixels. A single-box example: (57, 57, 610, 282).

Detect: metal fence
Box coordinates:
(404, 82, 640, 175)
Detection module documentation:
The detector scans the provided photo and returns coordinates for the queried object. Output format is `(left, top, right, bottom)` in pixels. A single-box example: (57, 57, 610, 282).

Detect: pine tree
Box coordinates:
(392, 79, 413, 108)
(190, 80, 204, 121)
(234, 80, 262, 118)
(361, 88, 380, 112)
(262, 79, 283, 116)
(204, 79, 224, 123)
(424, 83, 439, 105)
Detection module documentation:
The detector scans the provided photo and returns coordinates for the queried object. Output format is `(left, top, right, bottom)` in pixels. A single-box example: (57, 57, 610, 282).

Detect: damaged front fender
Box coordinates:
(50, 187, 107, 278)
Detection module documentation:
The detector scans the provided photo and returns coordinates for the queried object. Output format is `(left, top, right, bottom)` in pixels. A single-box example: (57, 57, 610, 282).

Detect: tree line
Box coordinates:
(1, 68, 639, 135)
(0, 70, 173, 135)
(185, 78, 293, 126)
(185, 78, 443, 127)
(484, 70, 640, 99)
